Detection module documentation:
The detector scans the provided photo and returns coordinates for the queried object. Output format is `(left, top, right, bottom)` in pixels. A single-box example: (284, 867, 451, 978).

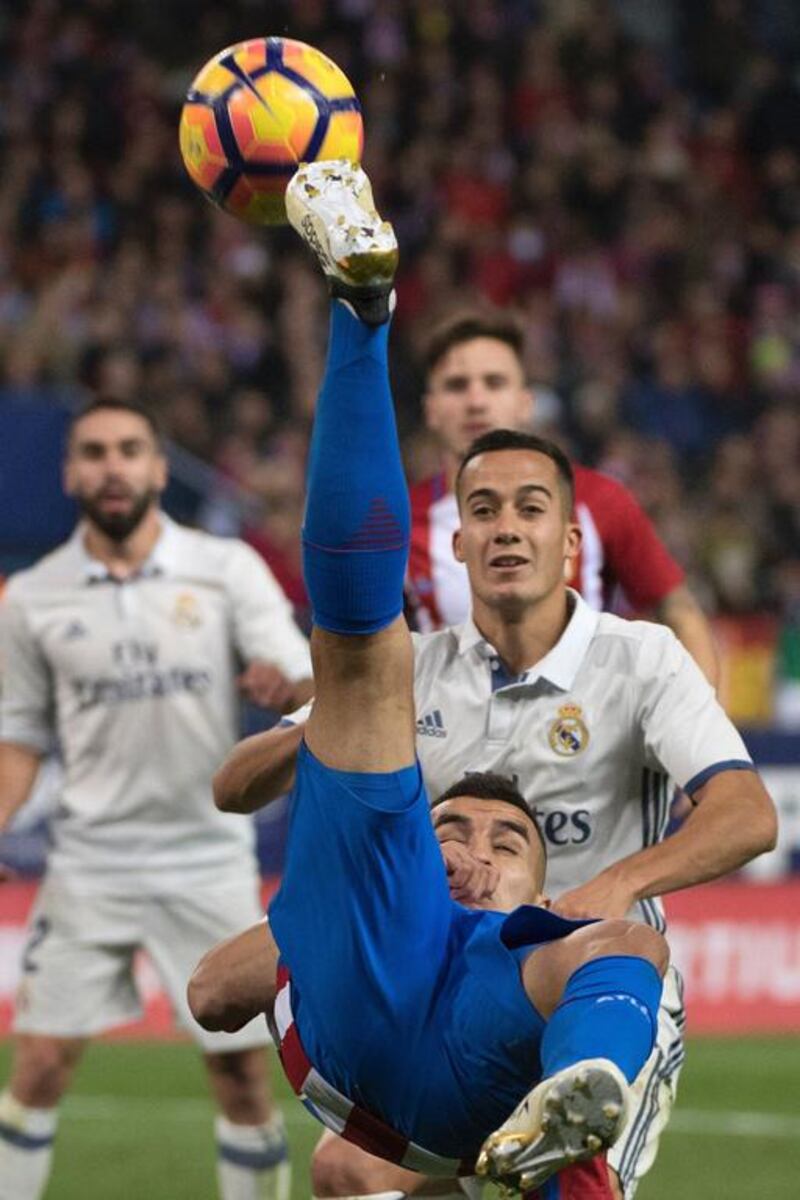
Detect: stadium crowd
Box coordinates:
(0, 0, 799, 707)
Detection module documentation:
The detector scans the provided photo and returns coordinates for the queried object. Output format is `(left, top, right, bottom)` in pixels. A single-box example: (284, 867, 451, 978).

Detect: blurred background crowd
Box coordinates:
(1, 0, 799, 726)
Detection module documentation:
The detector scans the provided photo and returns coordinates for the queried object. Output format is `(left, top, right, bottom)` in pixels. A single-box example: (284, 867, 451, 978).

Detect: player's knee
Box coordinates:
(10, 1036, 83, 1106)
(591, 919, 669, 977)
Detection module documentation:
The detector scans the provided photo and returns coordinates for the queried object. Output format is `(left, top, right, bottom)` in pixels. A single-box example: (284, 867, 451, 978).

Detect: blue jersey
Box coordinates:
(269, 741, 587, 1167)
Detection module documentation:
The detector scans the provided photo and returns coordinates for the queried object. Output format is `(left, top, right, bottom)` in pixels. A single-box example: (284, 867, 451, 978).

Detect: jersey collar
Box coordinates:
(456, 589, 600, 692)
(74, 512, 179, 583)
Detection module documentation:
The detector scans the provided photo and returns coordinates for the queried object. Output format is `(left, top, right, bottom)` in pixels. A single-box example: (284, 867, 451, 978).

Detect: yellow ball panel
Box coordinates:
(178, 106, 227, 189)
(228, 174, 289, 226)
(282, 39, 356, 100)
(317, 110, 364, 163)
(233, 74, 318, 163)
(191, 58, 238, 98)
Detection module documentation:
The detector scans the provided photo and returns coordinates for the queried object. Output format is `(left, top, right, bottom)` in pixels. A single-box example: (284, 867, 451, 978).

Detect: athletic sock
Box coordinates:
(302, 301, 409, 634)
(215, 1112, 290, 1200)
(0, 1090, 58, 1200)
(540, 955, 663, 1084)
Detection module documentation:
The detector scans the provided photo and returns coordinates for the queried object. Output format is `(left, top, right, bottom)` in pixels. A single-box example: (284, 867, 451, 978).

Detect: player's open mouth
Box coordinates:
(489, 555, 528, 568)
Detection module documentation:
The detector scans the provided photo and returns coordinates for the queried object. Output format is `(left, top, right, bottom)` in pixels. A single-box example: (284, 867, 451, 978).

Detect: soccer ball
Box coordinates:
(179, 37, 363, 226)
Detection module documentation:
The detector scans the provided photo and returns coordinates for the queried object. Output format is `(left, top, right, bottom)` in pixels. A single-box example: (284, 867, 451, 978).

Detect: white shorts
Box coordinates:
(607, 965, 685, 1197)
(13, 868, 270, 1054)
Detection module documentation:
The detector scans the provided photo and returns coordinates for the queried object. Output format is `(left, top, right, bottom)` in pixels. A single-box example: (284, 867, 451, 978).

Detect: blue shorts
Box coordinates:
(269, 742, 586, 1161)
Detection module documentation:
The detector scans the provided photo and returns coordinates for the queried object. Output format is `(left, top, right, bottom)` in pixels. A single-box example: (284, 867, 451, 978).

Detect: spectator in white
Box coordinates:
(0, 397, 313, 1200)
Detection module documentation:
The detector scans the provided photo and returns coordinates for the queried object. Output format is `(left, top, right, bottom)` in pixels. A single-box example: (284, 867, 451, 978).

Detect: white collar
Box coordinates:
(455, 589, 599, 691)
(73, 513, 178, 583)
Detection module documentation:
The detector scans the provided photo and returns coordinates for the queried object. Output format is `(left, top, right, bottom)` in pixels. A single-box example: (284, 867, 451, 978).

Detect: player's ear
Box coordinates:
(563, 518, 581, 567)
(453, 527, 465, 563)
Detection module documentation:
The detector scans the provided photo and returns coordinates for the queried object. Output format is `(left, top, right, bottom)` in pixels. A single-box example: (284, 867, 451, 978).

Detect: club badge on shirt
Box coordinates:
(171, 591, 202, 628)
(548, 702, 589, 757)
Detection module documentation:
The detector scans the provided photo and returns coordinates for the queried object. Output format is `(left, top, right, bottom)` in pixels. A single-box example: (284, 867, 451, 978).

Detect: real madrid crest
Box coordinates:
(171, 591, 202, 628)
(548, 702, 589, 757)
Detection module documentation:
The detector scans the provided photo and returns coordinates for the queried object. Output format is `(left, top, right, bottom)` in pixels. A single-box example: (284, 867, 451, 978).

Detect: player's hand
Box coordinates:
(440, 841, 499, 905)
(237, 661, 295, 711)
(550, 869, 637, 920)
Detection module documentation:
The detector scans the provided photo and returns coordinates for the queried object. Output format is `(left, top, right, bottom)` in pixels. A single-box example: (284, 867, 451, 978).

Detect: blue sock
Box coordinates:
(302, 301, 410, 634)
(540, 955, 663, 1084)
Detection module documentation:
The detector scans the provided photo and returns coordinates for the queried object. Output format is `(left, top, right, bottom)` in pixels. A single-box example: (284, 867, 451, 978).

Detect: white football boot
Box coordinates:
(476, 1058, 630, 1193)
(285, 159, 398, 325)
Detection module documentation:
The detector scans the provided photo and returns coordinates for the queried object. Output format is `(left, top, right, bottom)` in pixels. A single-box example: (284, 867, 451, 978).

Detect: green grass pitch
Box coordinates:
(1, 1037, 798, 1198)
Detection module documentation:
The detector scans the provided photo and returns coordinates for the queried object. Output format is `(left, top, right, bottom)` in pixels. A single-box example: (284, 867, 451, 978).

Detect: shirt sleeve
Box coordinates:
(225, 541, 312, 683)
(0, 586, 52, 753)
(592, 475, 684, 610)
(635, 625, 752, 794)
(280, 700, 313, 727)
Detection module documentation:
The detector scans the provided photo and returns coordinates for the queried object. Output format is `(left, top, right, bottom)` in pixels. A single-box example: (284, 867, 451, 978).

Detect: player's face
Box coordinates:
(424, 338, 533, 458)
(454, 449, 581, 614)
(64, 409, 167, 541)
(433, 796, 545, 911)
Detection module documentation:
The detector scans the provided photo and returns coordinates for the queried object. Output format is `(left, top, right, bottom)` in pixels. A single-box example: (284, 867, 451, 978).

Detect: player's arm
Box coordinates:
(188, 919, 279, 1032)
(0, 742, 43, 831)
(552, 767, 776, 919)
(213, 719, 306, 813)
(553, 631, 776, 920)
(654, 583, 719, 692)
(0, 588, 51, 867)
(228, 541, 313, 712)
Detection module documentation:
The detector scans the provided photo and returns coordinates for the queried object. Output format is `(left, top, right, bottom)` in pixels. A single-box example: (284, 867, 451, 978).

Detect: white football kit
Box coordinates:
(287, 589, 753, 1196)
(410, 590, 753, 1195)
(1, 515, 311, 1050)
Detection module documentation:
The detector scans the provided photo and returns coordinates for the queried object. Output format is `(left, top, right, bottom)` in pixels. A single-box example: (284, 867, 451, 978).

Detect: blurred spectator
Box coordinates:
(0, 0, 798, 724)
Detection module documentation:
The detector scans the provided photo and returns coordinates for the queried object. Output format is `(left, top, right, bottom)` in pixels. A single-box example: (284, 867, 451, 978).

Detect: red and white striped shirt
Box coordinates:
(407, 466, 684, 631)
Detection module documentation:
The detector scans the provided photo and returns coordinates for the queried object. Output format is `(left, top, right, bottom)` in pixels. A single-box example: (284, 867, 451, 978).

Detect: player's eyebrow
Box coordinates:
(491, 817, 530, 842)
(432, 811, 471, 833)
(465, 484, 553, 504)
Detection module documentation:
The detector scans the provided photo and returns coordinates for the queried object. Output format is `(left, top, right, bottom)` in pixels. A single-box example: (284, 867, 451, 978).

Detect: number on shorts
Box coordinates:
(22, 916, 51, 974)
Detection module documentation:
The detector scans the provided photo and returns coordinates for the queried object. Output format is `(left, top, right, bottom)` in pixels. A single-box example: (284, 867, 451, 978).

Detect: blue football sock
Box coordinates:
(302, 301, 410, 634)
(540, 955, 663, 1084)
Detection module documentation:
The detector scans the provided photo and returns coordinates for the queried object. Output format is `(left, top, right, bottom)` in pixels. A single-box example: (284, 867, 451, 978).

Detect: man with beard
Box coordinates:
(0, 398, 313, 1200)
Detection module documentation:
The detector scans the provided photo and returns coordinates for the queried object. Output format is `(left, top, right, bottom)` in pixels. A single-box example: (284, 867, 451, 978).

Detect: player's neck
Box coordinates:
(82, 507, 163, 579)
(472, 586, 572, 676)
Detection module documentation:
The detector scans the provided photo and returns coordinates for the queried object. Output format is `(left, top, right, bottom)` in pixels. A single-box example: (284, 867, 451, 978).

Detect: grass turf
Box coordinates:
(0, 1037, 798, 1198)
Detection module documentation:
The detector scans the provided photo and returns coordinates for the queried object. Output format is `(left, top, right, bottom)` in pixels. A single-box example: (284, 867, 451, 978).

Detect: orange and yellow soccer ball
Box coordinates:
(179, 37, 363, 225)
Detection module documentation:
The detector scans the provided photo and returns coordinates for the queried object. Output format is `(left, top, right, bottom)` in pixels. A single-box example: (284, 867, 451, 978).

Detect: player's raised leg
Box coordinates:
(478, 921, 668, 1193)
(284, 159, 413, 774)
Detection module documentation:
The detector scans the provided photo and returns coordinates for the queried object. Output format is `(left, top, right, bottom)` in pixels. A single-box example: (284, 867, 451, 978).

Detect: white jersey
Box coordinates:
(411, 591, 752, 931)
(286, 590, 751, 929)
(1, 515, 311, 889)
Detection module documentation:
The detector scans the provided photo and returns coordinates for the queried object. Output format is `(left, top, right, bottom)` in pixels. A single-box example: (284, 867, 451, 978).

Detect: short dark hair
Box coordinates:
(68, 397, 164, 449)
(423, 309, 525, 377)
(455, 428, 575, 513)
(432, 770, 547, 863)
